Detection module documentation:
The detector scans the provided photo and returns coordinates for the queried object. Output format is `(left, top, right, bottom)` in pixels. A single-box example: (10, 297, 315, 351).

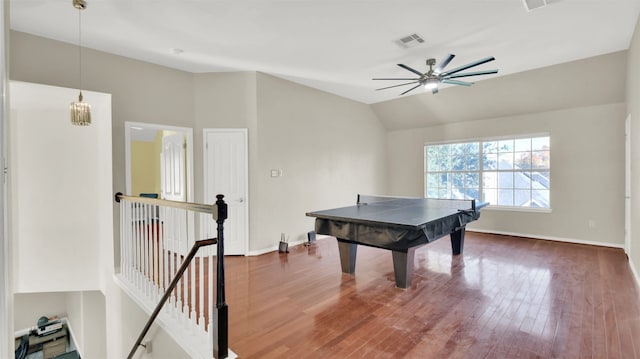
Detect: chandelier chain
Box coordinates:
(78, 5, 82, 92)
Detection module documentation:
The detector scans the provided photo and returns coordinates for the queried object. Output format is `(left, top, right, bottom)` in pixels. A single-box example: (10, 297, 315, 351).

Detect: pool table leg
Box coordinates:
(337, 240, 357, 274)
(450, 226, 466, 255)
(392, 247, 416, 289)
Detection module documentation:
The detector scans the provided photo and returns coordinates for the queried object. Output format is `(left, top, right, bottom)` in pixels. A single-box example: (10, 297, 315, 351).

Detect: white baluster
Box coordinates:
(120, 200, 126, 279)
(199, 251, 205, 330)
(161, 206, 167, 299)
(190, 230, 197, 326)
(208, 245, 214, 334)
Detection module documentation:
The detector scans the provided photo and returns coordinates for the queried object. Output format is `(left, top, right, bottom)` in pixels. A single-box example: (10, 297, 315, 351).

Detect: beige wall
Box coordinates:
(253, 73, 387, 250)
(380, 52, 628, 247)
(10, 30, 195, 266)
(372, 52, 627, 130)
(627, 17, 640, 280)
(9, 31, 193, 357)
(193, 72, 387, 252)
(387, 103, 626, 245)
(9, 30, 389, 353)
(193, 71, 258, 207)
(9, 17, 640, 356)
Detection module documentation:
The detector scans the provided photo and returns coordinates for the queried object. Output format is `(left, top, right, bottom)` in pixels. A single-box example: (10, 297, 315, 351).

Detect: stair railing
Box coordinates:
(115, 193, 229, 359)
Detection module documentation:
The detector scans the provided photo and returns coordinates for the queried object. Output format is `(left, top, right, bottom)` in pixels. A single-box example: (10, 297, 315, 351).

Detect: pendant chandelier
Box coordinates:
(70, 0, 91, 126)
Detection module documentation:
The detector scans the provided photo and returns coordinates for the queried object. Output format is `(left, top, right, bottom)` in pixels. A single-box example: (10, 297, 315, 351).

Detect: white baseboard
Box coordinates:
(246, 239, 307, 256)
(246, 235, 332, 256)
(63, 318, 84, 358)
(468, 228, 624, 249)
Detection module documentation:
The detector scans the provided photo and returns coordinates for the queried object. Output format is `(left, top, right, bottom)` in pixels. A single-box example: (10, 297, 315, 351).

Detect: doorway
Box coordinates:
(124, 122, 194, 202)
(203, 128, 248, 255)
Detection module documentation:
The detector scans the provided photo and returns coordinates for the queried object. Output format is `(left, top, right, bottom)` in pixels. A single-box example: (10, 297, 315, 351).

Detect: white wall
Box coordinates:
(66, 291, 107, 359)
(13, 292, 68, 331)
(626, 15, 640, 281)
(387, 102, 626, 246)
(0, 2, 10, 358)
(9, 81, 113, 357)
(102, 282, 190, 359)
(13, 291, 107, 358)
(9, 81, 113, 292)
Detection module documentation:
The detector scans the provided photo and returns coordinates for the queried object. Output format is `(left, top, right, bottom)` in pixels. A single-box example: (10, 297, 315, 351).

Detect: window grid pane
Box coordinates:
(426, 136, 550, 208)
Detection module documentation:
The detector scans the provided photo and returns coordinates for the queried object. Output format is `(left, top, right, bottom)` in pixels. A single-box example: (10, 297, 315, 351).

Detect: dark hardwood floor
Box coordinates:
(219, 232, 640, 358)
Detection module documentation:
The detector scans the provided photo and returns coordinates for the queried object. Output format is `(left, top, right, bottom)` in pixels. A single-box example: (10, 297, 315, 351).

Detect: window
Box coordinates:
(425, 136, 550, 209)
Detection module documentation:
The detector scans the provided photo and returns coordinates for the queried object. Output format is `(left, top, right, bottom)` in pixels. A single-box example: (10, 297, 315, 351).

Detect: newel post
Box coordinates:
(213, 194, 228, 359)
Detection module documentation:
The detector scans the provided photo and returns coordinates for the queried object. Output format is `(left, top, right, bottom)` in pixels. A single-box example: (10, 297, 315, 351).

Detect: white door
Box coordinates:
(203, 129, 248, 255)
(161, 132, 186, 201)
(625, 114, 631, 255)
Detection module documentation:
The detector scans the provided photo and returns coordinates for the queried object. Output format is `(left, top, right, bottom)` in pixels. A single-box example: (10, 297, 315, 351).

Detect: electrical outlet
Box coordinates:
(588, 220, 596, 229)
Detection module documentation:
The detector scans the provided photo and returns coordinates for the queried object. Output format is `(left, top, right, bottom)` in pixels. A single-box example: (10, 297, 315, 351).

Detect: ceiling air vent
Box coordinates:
(523, 0, 547, 11)
(396, 33, 425, 49)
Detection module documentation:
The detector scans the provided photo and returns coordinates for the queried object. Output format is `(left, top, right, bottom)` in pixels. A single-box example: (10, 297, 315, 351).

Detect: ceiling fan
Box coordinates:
(373, 54, 498, 95)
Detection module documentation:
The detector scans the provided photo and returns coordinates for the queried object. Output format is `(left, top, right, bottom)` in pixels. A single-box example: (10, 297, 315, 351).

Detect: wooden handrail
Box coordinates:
(115, 192, 219, 218)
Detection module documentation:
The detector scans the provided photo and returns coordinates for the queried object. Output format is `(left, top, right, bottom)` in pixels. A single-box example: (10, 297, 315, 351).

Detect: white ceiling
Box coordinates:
(9, 0, 640, 104)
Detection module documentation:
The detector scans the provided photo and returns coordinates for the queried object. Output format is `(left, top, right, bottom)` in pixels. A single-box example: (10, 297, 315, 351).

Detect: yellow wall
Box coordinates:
(130, 139, 160, 197)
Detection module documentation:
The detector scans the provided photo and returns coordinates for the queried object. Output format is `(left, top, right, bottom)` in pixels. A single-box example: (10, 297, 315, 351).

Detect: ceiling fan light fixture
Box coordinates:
(373, 53, 498, 96)
(424, 80, 438, 90)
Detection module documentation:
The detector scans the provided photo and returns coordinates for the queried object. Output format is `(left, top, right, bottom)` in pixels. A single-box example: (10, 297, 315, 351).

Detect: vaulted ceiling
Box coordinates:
(9, 0, 640, 104)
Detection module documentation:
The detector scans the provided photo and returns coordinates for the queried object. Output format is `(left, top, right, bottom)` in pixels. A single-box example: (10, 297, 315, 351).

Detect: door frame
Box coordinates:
(203, 128, 249, 255)
(625, 114, 631, 255)
(124, 121, 194, 201)
(0, 3, 8, 356)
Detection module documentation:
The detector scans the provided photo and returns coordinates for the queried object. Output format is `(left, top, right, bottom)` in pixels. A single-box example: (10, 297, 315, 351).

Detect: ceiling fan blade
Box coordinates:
(375, 81, 420, 91)
(444, 69, 499, 79)
(400, 83, 423, 95)
(397, 64, 425, 77)
(441, 56, 495, 77)
(442, 79, 474, 87)
(372, 78, 420, 81)
(434, 54, 455, 74)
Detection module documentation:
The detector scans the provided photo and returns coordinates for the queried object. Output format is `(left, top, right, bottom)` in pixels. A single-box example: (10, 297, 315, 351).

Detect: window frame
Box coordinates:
(424, 134, 551, 212)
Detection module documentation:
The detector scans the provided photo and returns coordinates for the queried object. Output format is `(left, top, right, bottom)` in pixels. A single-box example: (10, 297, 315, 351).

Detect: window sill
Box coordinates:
(483, 205, 552, 214)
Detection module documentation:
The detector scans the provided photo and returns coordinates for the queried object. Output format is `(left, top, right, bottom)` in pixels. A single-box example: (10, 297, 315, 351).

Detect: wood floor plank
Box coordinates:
(202, 232, 640, 358)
